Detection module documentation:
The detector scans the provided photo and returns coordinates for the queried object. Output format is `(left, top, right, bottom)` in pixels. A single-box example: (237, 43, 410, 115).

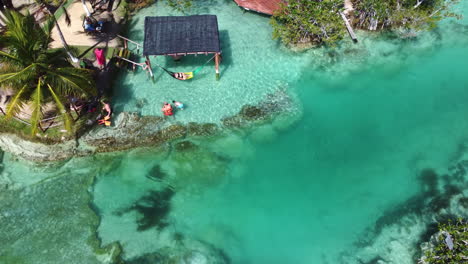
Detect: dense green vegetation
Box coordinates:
(421, 218, 468, 264)
(0, 11, 95, 135)
(271, 0, 461, 46)
(353, 0, 461, 30)
(124, 0, 191, 12)
(165, 0, 192, 12)
(271, 0, 346, 46)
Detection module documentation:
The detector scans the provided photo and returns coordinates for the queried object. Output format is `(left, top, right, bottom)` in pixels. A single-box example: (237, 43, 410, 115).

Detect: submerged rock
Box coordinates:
(83, 112, 187, 153)
(240, 105, 267, 121)
(222, 89, 298, 129)
(162, 145, 228, 189)
(126, 239, 228, 264)
(0, 163, 123, 264)
(187, 122, 219, 137)
(174, 140, 199, 152)
(339, 156, 468, 264)
(114, 187, 175, 231)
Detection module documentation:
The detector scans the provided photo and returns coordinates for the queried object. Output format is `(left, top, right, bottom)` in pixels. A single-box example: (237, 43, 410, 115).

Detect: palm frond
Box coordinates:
(41, 16, 56, 45)
(0, 49, 22, 65)
(0, 64, 36, 86)
(5, 84, 28, 119)
(62, 6, 71, 27)
(47, 83, 72, 133)
(30, 79, 44, 135)
(41, 66, 96, 96)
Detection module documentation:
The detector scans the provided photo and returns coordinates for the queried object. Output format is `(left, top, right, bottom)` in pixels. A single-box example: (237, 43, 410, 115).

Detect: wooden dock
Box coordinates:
(233, 0, 282, 15)
(339, 12, 358, 43)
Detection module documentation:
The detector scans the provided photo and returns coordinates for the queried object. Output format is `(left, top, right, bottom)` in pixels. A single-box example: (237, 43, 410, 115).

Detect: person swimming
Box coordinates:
(172, 100, 184, 110)
(161, 102, 173, 116)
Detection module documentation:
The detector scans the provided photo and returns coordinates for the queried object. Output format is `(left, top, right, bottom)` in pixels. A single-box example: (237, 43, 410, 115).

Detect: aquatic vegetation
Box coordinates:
(115, 188, 175, 231)
(174, 140, 199, 152)
(187, 123, 219, 137)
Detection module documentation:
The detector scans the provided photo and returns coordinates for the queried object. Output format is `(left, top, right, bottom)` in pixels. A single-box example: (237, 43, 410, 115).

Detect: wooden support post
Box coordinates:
(215, 53, 220, 80)
(145, 56, 154, 79)
(339, 12, 358, 43)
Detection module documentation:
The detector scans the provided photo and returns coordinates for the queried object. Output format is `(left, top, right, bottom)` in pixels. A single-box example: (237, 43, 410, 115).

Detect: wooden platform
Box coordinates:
(233, 0, 282, 15)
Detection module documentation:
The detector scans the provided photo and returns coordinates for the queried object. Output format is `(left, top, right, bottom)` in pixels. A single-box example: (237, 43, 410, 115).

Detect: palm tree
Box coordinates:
(32, 0, 80, 62)
(0, 0, 79, 62)
(0, 11, 95, 135)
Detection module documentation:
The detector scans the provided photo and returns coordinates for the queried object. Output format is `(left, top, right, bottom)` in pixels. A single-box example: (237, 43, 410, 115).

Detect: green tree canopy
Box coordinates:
(421, 218, 468, 264)
(353, 0, 461, 30)
(270, 0, 346, 46)
(0, 11, 95, 135)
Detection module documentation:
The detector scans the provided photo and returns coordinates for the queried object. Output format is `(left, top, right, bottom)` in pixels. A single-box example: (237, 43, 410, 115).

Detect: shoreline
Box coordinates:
(0, 89, 299, 163)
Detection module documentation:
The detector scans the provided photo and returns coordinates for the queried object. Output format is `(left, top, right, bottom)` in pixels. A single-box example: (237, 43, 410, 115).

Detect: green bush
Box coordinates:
(421, 218, 468, 264)
(352, 0, 461, 31)
(270, 0, 346, 46)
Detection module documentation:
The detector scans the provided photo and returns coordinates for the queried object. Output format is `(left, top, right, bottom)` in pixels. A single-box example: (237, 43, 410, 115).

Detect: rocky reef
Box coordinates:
(0, 89, 299, 162)
(339, 151, 468, 264)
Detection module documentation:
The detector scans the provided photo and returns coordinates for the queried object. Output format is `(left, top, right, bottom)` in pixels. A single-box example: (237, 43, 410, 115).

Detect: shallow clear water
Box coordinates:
(2, 1, 468, 263)
(93, 1, 468, 263)
(113, 1, 309, 123)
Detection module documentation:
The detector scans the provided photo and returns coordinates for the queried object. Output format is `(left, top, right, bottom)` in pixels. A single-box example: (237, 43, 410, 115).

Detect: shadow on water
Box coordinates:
(145, 164, 167, 182)
(114, 187, 175, 231)
(219, 30, 232, 76)
(125, 17, 145, 42)
(112, 79, 136, 112)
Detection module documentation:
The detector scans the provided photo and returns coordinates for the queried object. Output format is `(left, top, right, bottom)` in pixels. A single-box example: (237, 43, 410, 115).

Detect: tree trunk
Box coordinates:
(54, 18, 79, 62)
(107, 0, 114, 12)
(43, 3, 79, 63)
(82, 0, 91, 17)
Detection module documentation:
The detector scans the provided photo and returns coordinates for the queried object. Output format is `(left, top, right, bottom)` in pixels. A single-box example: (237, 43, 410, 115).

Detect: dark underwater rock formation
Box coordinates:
(339, 156, 468, 264)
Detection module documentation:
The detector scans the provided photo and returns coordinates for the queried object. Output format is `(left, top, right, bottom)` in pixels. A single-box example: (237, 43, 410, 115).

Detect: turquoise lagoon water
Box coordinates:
(2, 0, 468, 263)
